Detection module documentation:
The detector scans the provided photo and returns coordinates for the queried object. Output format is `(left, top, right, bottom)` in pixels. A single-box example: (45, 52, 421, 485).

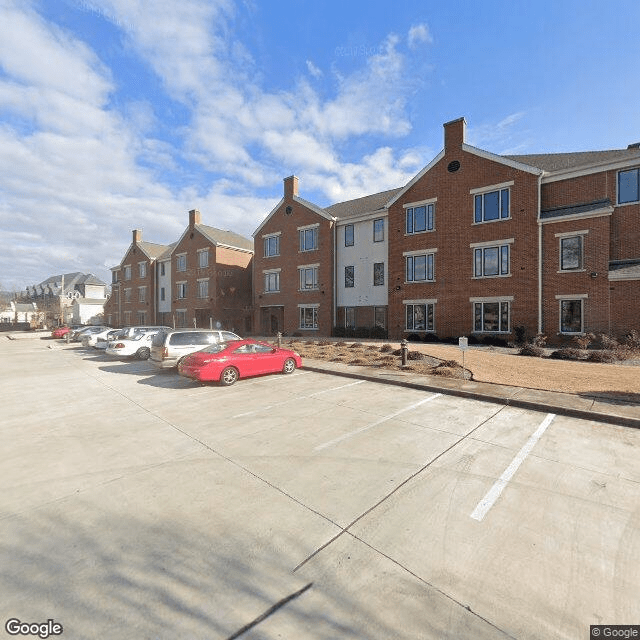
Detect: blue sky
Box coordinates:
(1, 0, 639, 291)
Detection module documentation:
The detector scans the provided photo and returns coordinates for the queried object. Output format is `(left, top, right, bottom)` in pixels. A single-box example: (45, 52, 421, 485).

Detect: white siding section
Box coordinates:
(157, 259, 172, 313)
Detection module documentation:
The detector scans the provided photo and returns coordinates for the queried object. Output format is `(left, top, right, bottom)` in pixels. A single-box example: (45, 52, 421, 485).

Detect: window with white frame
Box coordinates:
(373, 218, 384, 242)
(124, 311, 131, 325)
(160, 287, 166, 302)
(264, 270, 280, 293)
(124, 288, 132, 303)
(345, 307, 355, 328)
(618, 167, 639, 204)
(406, 202, 435, 234)
(473, 242, 511, 277)
(137, 311, 146, 325)
(160, 262, 166, 276)
(198, 249, 209, 268)
(373, 262, 384, 286)
(299, 265, 319, 290)
(374, 306, 386, 329)
(344, 224, 354, 247)
(138, 286, 146, 302)
(473, 184, 511, 223)
(176, 282, 187, 299)
(175, 310, 187, 328)
(299, 226, 318, 252)
(138, 262, 146, 278)
(559, 234, 584, 271)
(344, 265, 354, 288)
(473, 300, 510, 333)
(405, 302, 435, 331)
(559, 298, 584, 334)
(197, 279, 209, 298)
(264, 234, 280, 257)
(405, 251, 435, 282)
(299, 306, 318, 329)
(176, 254, 186, 272)
(124, 265, 131, 280)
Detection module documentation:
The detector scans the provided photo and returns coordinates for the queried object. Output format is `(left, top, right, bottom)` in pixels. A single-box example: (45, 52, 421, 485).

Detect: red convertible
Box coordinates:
(178, 339, 302, 386)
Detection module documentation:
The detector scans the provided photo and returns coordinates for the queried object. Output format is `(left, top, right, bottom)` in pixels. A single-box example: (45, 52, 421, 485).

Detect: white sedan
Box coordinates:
(81, 327, 115, 348)
(105, 332, 157, 360)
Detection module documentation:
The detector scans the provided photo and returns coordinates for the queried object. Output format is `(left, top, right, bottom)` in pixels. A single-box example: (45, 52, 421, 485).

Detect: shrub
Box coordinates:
(439, 359, 460, 368)
(407, 350, 425, 361)
(354, 326, 370, 338)
(550, 348, 584, 360)
(622, 329, 640, 351)
(597, 333, 619, 350)
(348, 342, 364, 349)
(366, 344, 379, 351)
(514, 325, 528, 346)
(331, 326, 346, 337)
(406, 333, 422, 342)
(317, 340, 333, 347)
(370, 326, 388, 339)
(531, 334, 548, 347)
(571, 332, 595, 350)
(480, 335, 509, 347)
(422, 333, 440, 343)
(586, 350, 618, 363)
(519, 344, 545, 358)
(380, 343, 394, 353)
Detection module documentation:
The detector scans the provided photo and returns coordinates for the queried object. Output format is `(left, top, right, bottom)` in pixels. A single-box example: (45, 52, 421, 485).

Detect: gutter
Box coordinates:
(537, 172, 543, 335)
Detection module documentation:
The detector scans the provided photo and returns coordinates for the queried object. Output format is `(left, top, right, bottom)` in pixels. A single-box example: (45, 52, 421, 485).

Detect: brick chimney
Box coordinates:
(284, 175, 299, 199)
(189, 209, 202, 227)
(444, 117, 467, 152)
(132, 229, 142, 244)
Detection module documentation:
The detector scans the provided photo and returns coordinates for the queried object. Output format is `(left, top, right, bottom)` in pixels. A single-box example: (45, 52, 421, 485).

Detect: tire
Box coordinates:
(136, 347, 151, 360)
(220, 366, 239, 386)
(282, 358, 296, 374)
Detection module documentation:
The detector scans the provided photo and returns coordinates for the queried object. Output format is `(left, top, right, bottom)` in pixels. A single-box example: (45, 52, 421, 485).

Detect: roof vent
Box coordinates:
(628, 142, 640, 149)
(447, 160, 461, 172)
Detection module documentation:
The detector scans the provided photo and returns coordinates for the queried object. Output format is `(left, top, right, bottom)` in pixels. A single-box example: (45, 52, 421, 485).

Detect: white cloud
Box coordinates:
(306, 60, 323, 78)
(408, 23, 433, 49)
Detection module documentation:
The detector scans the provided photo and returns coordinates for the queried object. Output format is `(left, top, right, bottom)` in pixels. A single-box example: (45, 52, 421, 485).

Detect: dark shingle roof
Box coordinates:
(540, 198, 612, 220)
(197, 225, 254, 252)
(138, 241, 172, 260)
(506, 148, 640, 173)
(325, 187, 403, 220)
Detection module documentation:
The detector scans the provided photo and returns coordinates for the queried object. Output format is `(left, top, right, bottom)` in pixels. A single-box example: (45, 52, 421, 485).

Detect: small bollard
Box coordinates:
(401, 338, 408, 366)
(65, 331, 70, 344)
(277, 331, 282, 348)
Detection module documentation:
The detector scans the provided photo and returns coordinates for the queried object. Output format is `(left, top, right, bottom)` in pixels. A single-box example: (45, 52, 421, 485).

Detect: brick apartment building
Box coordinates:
(253, 117, 640, 343)
(105, 210, 254, 332)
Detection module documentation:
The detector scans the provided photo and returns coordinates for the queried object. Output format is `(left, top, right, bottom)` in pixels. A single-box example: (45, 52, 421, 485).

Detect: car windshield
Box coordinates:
(199, 343, 227, 354)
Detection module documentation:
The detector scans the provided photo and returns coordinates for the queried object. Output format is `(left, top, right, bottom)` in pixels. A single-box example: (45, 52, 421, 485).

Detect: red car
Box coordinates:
(51, 326, 71, 338)
(178, 339, 302, 386)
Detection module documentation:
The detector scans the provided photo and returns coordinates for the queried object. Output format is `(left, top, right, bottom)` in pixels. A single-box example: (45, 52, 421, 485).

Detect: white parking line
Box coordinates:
(314, 393, 442, 452)
(470, 412, 556, 522)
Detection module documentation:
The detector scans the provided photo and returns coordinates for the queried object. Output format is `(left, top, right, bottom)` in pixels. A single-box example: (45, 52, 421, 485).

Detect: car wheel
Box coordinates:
(136, 347, 151, 360)
(220, 366, 239, 386)
(282, 358, 296, 374)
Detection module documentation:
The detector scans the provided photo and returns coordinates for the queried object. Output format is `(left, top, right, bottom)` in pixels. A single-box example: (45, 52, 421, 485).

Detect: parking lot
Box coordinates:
(2, 336, 639, 639)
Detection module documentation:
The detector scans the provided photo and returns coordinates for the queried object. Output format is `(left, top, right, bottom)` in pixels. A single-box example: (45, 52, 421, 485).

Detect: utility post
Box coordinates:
(401, 338, 408, 366)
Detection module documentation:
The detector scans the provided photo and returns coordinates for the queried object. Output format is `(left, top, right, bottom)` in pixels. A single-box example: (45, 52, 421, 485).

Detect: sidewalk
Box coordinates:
(303, 358, 640, 430)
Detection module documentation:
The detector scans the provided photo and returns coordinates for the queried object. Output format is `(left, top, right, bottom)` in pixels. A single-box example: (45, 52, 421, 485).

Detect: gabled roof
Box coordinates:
(325, 187, 403, 220)
(196, 224, 254, 252)
(138, 241, 172, 260)
(507, 148, 640, 173)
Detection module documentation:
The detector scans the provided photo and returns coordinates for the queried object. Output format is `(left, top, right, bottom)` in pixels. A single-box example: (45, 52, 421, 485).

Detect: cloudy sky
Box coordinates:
(1, 0, 639, 291)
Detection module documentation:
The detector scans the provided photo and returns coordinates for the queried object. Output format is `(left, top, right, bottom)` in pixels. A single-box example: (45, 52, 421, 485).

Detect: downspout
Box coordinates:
(537, 172, 543, 335)
(332, 218, 337, 331)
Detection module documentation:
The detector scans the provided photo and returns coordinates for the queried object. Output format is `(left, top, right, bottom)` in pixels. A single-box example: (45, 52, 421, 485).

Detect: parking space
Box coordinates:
(1, 338, 639, 639)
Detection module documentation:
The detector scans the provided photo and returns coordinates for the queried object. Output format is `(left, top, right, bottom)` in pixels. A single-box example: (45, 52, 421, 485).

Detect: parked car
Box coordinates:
(51, 326, 71, 338)
(69, 325, 108, 341)
(80, 327, 114, 348)
(105, 328, 167, 360)
(149, 328, 242, 369)
(178, 339, 302, 386)
(95, 329, 122, 350)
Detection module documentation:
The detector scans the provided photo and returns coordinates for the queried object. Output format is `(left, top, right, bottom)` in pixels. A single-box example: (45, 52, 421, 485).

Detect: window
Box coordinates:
(474, 244, 510, 277)
(474, 301, 510, 333)
(175, 310, 187, 328)
(264, 271, 280, 293)
(406, 303, 435, 331)
(160, 262, 166, 276)
(406, 203, 435, 234)
(406, 253, 435, 282)
(344, 266, 355, 288)
(560, 299, 583, 333)
(124, 265, 131, 280)
(160, 287, 165, 302)
(344, 224, 354, 247)
(345, 307, 355, 329)
(474, 188, 510, 223)
(618, 168, 639, 204)
(373, 262, 384, 286)
(197, 279, 209, 299)
(176, 282, 187, 299)
(373, 218, 384, 242)
(138, 286, 146, 302)
(299, 266, 319, 290)
(138, 262, 146, 278)
(374, 306, 386, 329)
(299, 306, 318, 329)
(124, 288, 131, 303)
(264, 235, 280, 257)
(112, 272, 118, 284)
(299, 227, 318, 252)
(198, 250, 209, 268)
(137, 311, 146, 325)
(560, 236, 583, 271)
(176, 254, 186, 272)
(124, 311, 131, 325)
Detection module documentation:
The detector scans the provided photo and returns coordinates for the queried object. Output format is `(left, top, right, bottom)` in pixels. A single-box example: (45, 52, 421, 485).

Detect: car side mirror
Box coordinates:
(271, 348, 277, 353)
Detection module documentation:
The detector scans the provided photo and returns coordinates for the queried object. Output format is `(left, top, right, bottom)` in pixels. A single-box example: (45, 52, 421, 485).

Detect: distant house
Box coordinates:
(0, 301, 39, 325)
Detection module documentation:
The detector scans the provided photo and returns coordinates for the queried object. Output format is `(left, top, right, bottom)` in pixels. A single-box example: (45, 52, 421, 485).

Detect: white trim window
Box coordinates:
(344, 224, 354, 247)
(137, 311, 147, 325)
(405, 301, 435, 332)
(299, 225, 318, 252)
(405, 202, 435, 234)
(176, 254, 187, 272)
(373, 262, 384, 286)
(374, 306, 386, 329)
(176, 282, 187, 299)
(557, 296, 586, 334)
(345, 307, 356, 329)
(618, 167, 639, 204)
(123, 265, 131, 280)
(138, 261, 147, 278)
(160, 262, 166, 276)
(264, 270, 280, 293)
(473, 299, 511, 333)
(198, 249, 209, 268)
(175, 309, 187, 328)
(473, 242, 511, 278)
(124, 311, 132, 325)
(344, 265, 355, 288)
(405, 251, 435, 282)
(124, 288, 132, 303)
(373, 218, 384, 242)
(138, 286, 147, 302)
(299, 265, 319, 291)
(197, 279, 209, 299)
(299, 305, 318, 329)
(473, 182, 511, 223)
(558, 233, 585, 271)
(264, 234, 280, 257)
(160, 287, 166, 302)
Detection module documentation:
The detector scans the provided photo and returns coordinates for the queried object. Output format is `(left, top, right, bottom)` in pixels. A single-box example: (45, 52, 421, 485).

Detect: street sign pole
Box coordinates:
(458, 336, 468, 377)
